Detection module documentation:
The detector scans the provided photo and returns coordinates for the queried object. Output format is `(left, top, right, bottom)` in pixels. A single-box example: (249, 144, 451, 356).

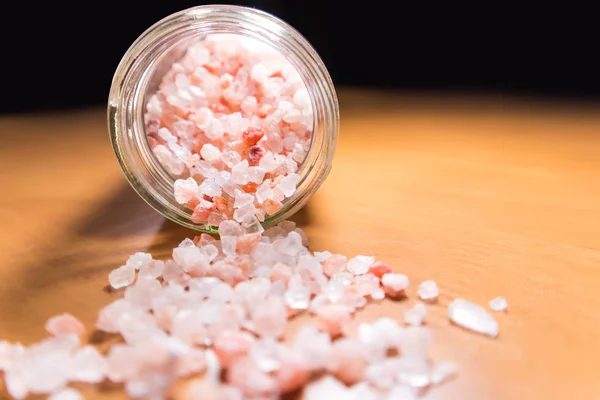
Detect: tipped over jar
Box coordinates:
(108, 5, 339, 233)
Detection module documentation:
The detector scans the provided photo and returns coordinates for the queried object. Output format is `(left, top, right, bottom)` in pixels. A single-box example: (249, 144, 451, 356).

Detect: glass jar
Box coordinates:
(108, 4, 339, 233)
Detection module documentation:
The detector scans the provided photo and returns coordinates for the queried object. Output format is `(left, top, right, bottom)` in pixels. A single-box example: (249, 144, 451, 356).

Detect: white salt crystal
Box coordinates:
(218, 220, 243, 237)
(200, 244, 219, 261)
(233, 191, 254, 208)
(221, 237, 237, 256)
(204, 117, 224, 140)
(108, 265, 136, 289)
(69, 346, 109, 383)
(174, 178, 199, 204)
(199, 144, 221, 163)
(241, 215, 264, 234)
(404, 303, 427, 326)
(347, 255, 375, 275)
(285, 275, 311, 310)
(157, 127, 176, 143)
(258, 152, 279, 173)
(199, 178, 222, 197)
(381, 273, 409, 293)
(489, 296, 508, 312)
(418, 280, 439, 302)
(293, 88, 310, 109)
(250, 64, 268, 83)
(125, 252, 153, 270)
(255, 179, 274, 204)
(247, 166, 266, 184)
(313, 250, 332, 262)
(220, 150, 242, 169)
(277, 173, 300, 198)
(293, 326, 331, 370)
(231, 160, 250, 185)
(370, 288, 386, 300)
(138, 260, 164, 280)
(448, 298, 499, 338)
(48, 388, 83, 400)
(233, 203, 256, 223)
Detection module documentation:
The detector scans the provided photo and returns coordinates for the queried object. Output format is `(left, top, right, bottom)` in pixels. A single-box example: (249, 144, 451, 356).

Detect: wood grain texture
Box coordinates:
(1, 89, 600, 400)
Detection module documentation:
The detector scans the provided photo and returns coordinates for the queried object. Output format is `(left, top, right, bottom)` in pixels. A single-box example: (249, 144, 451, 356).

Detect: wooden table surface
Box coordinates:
(1, 89, 600, 400)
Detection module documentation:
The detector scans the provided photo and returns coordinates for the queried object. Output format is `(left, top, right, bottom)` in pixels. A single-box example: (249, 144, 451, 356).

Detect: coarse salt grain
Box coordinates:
(418, 280, 439, 302)
(489, 296, 508, 312)
(145, 35, 314, 228)
(448, 298, 499, 338)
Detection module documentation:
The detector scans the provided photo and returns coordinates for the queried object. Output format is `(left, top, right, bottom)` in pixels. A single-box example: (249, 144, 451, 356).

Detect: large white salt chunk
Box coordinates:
(381, 273, 409, 297)
(221, 236, 237, 256)
(255, 179, 274, 204)
(174, 178, 199, 204)
(233, 203, 256, 223)
(277, 173, 300, 198)
(293, 88, 310, 109)
(231, 160, 250, 185)
(204, 117, 224, 140)
(489, 296, 508, 312)
(418, 280, 439, 302)
(247, 166, 266, 184)
(200, 144, 221, 163)
(233, 191, 254, 209)
(199, 178, 222, 197)
(347, 255, 374, 275)
(250, 64, 268, 83)
(108, 265, 136, 289)
(125, 252, 153, 270)
(448, 298, 499, 338)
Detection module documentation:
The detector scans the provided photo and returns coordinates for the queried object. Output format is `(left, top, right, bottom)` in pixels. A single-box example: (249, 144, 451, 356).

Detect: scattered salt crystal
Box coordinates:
(69, 346, 109, 383)
(404, 303, 427, 326)
(370, 288, 386, 300)
(449, 298, 499, 338)
(347, 255, 374, 275)
(48, 388, 83, 400)
(108, 264, 136, 289)
(418, 280, 439, 302)
(381, 273, 409, 298)
(489, 296, 508, 312)
(45, 313, 85, 337)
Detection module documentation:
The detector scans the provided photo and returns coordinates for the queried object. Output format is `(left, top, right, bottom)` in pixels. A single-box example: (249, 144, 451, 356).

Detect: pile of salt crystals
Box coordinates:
(1, 220, 509, 399)
(145, 34, 313, 226)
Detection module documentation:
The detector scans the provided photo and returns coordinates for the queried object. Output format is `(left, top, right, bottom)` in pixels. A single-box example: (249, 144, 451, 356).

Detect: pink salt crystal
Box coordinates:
(368, 261, 393, 279)
(351, 273, 381, 297)
(108, 264, 136, 289)
(162, 260, 191, 286)
(327, 338, 369, 385)
(213, 330, 256, 368)
(48, 388, 83, 400)
(284, 275, 311, 310)
(386, 385, 419, 400)
(322, 254, 347, 277)
(381, 273, 409, 298)
(347, 255, 375, 275)
(0, 341, 23, 372)
(251, 294, 287, 338)
(227, 357, 277, 396)
(248, 338, 281, 373)
(489, 296, 508, 312)
(303, 376, 348, 400)
(270, 262, 293, 284)
(125, 277, 162, 310)
(69, 345, 109, 383)
(348, 382, 383, 400)
(235, 233, 261, 254)
(417, 280, 439, 302)
(45, 313, 85, 338)
(448, 298, 499, 338)
(96, 298, 135, 333)
(315, 303, 353, 337)
(178, 378, 239, 400)
(276, 353, 310, 394)
(404, 303, 428, 326)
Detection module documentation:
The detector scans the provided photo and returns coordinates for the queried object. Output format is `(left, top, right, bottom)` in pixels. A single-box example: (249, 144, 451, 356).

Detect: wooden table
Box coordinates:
(1, 89, 600, 400)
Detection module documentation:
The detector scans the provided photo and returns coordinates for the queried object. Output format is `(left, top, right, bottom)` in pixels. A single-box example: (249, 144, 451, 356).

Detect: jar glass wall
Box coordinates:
(108, 5, 339, 233)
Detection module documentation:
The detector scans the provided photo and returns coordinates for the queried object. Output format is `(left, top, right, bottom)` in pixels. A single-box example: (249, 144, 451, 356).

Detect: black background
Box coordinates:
(2, 1, 599, 114)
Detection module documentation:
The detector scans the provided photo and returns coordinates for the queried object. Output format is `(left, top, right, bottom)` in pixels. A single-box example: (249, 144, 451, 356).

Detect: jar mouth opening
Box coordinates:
(109, 5, 339, 232)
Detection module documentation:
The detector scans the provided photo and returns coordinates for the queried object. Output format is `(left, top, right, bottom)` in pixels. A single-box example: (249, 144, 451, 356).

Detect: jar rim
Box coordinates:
(108, 4, 339, 232)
